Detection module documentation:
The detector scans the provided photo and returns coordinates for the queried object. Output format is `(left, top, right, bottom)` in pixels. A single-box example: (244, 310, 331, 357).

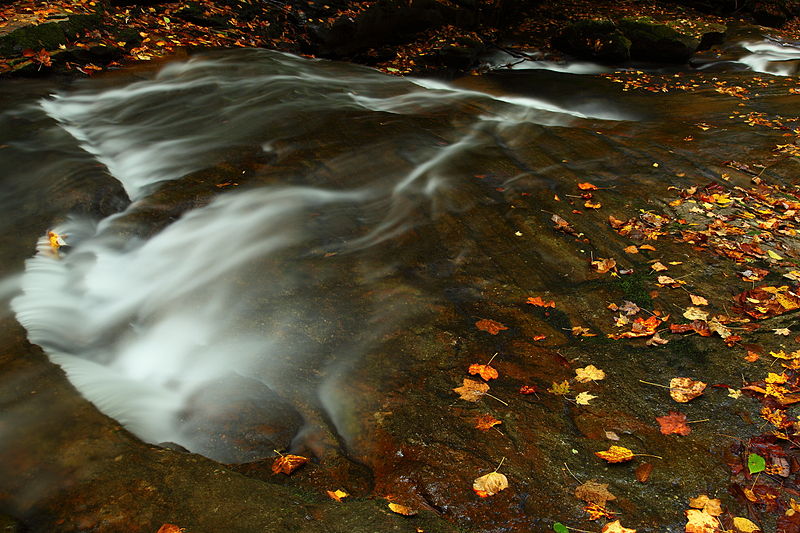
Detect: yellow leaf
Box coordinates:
(768, 250, 784, 260)
(271, 454, 309, 475)
(670, 377, 707, 403)
(575, 391, 597, 405)
(651, 261, 668, 272)
(575, 365, 606, 383)
(388, 503, 417, 516)
(472, 472, 509, 497)
(601, 519, 637, 533)
(685, 509, 721, 533)
(595, 445, 634, 463)
(690, 294, 708, 306)
(548, 380, 571, 395)
(683, 307, 708, 321)
(327, 489, 349, 501)
(732, 517, 760, 532)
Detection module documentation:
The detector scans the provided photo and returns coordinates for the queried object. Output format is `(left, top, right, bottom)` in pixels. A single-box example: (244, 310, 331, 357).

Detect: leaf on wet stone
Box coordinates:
(475, 414, 502, 431)
(575, 365, 606, 383)
(475, 319, 508, 335)
(584, 502, 616, 520)
(519, 385, 537, 395)
(552, 214, 577, 235)
(683, 307, 709, 321)
(326, 489, 349, 501)
(468, 363, 499, 381)
(670, 377, 707, 403)
(575, 391, 597, 405)
(271, 454, 309, 475)
(472, 472, 508, 497)
(47, 231, 65, 252)
(689, 495, 723, 516)
(548, 380, 571, 395)
(527, 296, 555, 308)
(157, 525, 186, 533)
(595, 445, 634, 463)
(572, 326, 597, 336)
(553, 523, 569, 533)
(656, 411, 692, 436)
(732, 517, 761, 533)
(602, 520, 637, 533)
(574, 480, 616, 506)
(646, 332, 669, 346)
(640, 244, 656, 251)
(591, 257, 617, 274)
(585, 200, 602, 209)
(635, 462, 653, 482)
(657, 275, 686, 287)
(578, 182, 599, 190)
(747, 453, 766, 474)
(453, 379, 489, 402)
(651, 261, 668, 272)
(624, 245, 639, 254)
(685, 509, 721, 533)
(774, 328, 791, 336)
(388, 503, 417, 516)
(690, 294, 709, 306)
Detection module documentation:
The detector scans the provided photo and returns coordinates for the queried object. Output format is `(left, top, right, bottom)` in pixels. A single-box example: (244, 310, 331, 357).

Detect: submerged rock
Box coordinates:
(552, 20, 632, 63)
(618, 18, 700, 63)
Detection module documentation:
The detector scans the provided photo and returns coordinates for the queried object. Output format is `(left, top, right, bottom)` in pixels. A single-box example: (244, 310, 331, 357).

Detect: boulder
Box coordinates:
(553, 19, 631, 63)
(0, 12, 101, 56)
(618, 18, 700, 63)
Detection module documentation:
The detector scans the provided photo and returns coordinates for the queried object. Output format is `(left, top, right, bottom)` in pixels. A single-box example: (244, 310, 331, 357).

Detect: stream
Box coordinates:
(1, 29, 800, 532)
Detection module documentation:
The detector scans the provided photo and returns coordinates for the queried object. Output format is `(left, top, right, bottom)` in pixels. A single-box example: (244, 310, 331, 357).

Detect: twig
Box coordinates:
(687, 419, 710, 424)
(632, 453, 664, 460)
(484, 392, 509, 406)
(639, 379, 671, 389)
(563, 462, 583, 483)
(493, 457, 506, 473)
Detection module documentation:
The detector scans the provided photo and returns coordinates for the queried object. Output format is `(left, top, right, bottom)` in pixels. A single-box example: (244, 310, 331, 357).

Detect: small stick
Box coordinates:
(632, 453, 664, 460)
(493, 457, 506, 473)
(687, 419, 710, 424)
(483, 392, 509, 406)
(639, 380, 671, 389)
(563, 462, 583, 483)
(486, 352, 498, 365)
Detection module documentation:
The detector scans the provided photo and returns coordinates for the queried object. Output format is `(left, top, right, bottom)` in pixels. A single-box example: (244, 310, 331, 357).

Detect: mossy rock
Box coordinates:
(0, 13, 101, 56)
(618, 17, 700, 63)
(552, 19, 631, 63)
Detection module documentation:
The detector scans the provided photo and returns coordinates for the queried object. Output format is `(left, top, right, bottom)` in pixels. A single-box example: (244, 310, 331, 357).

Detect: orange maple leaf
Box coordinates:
(156, 525, 185, 533)
(527, 296, 555, 308)
(578, 182, 599, 190)
(468, 363, 499, 381)
(519, 385, 537, 395)
(656, 411, 691, 436)
(453, 378, 489, 402)
(595, 445, 635, 463)
(475, 414, 502, 431)
(475, 319, 508, 335)
(584, 502, 616, 520)
(271, 454, 309, 475)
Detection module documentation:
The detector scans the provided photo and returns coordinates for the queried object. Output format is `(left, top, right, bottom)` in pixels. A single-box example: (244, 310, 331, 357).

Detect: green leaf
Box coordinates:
(553, 522, 568, 533)
(747, 453, 766, 474)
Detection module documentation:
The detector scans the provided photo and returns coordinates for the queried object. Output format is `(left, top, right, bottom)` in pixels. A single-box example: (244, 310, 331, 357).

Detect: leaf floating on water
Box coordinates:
(468, 363, 499, 381)
(472, 471, 508, 497)
(527, 296, 555, 308)
(48, 231, 65, 253)
(453, 378, 489, 402)
(669, 377, 707, 403)
(595, 445, 634, 463)
(575, 391, 597, 405)
(475, 414, 502, 431)
(574, 480, 616, 506)
(475, 319, 508, 335)
(271, 454, 309, 475)
(548, 380, 571, 395)
(575, 364, 606, 383)
(387, 503, 417, 516)
(601, 520, 637, 533)
(656, 411, 691, 436)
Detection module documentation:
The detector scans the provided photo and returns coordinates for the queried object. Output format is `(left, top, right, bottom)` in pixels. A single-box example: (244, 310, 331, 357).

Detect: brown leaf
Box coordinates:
(475, 414, 502, 431)
(689, 494, 723, 516)
(635, 462, 653, 482)
(519, 385, 537, 395)
(468, 363, 499, 381)
(690, 294, 709, 306)
(472, 471, 508, 497)
(574, 480, 616, 506)
(453, 378, 489, 402)
(656, 411, 692, 436)
(475, 319, 508, 335)
(685, 509, 721, 533)
(271, 454, 309, 475)
(591, 257, 617, 274)
(602, 520, 637, 533)
(575, 364, 606, 383)
(585, 503, 616, 520)
(670, 377, 707, 403)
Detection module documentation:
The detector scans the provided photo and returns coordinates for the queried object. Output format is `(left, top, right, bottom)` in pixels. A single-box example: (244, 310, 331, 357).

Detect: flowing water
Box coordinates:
(2, 34, 800, 531)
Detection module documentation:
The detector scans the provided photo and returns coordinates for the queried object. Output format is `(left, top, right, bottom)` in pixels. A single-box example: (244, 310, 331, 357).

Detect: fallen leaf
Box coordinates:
(732, 517, 761, 533)
(585, 503, 616, 520)
(624, 245, 639, 254)
(602, 520, 637, 533)
(670, 377, 707, 403)
(475, 414, 502, 431)
(657, 411, 691, 436)
(748, 453, 766, 474)
(651, 262, 668, 272)
(689, 495, 723, 516)
(548, 380, 571, 395)
(48, 231, 65, 251)
(646, 333, 669, 346)
(728, 388, 742, 399)
(635, 462, 653, 482)
(575, 480, 616, 506)
(475, 319, 508, 335)
(605, 430, 620, 440)
(774, 328, 791, 336)
(685, 509, 720, 533)
(683, 307, 709, 321)
(272, 454, 309, 475)
(595, 445, 634, 463)
(657, 275, 686, 287)
(156, 526, 185, 533)
(591, 258, 617, 274)
(640, 244, 657, 251)
(552, 214, 577, 235)
(575, 365, 606, 383)
(519, 385, 537, 395)
(453, 379, 489, 402)
(585, 200, 602, 209)
(572, 326, 597, 336)
(388, 503, 417, 516)
(578, 182, 599, 190)
(327, 489, 349, 501)
(575, 391, 597, 405)
(469, 363, 499, 381)
(690, 295, 709, 306)
(553, 522, 569, 533)
(527, 296, 556, 308)
(473, 472, 508, 497)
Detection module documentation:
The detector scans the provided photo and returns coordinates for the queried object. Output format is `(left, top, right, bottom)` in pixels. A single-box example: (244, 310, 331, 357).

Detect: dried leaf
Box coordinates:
(690, 295, 709, 306)
(774, 328, 791, 336)
(624, 245, 639, 254)
(548, 380, 571, 395)
(595, 445, 634, 463)
(578, 182, 599, 190)
(475, 319, 508, 335)
(585, 200, 602, 209)
(327, 489, 349, 501)
(602, 520, 637, 533)
(732, 517, 760, 533)
(646, 333, 669, 346)
(685, 509, 721, 533)
(527, 296, 556, 308)
(156, 526, 185, 533)
(689, 495, 723, 516)
(657, 275, 686, 287)
(575, 365, 606, 383)
(651, 262, 668, 272)
(473, 472, 508, 497)
(388, 503, 417, 516)
(591, 258, 617, 274)
(575, 391, 597, 405)
(519, 385, 537, 395)
(635, 462, 653, 482)
(575, 480, 616, 506)
(271, 454, 309, 475)
(475, 414, 502, 431)
(453, 379, 489, 402)
(468, 363, 499, 381)
(657, 411, 692, 436)
(683, 307, 709, 321)
(670, 377, 707, 403)
(572, 326, 597, 336)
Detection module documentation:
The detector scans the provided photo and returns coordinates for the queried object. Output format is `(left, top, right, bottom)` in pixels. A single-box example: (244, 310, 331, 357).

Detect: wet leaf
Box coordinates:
(774, 328, 791, 336)
(690, 294, 709, 306)
(689, 495, 722, 516)
(553, 523, 568, 533)
(48, 231, 65, 251)
(624, 245, 639, 254)
(595, 445, 634, 463)
(575, 365, 606, 383)
(519, 385, 537, 395)
(548, 380, 571, 395)
(635, 462, 653, 482)
(156, 526, 185, 533)
(475, 319, 508, 335)
(657, 275, 686, 287)
(670, 377, 707, 403)
(572, 326, 597, 336)
(388, 503, 417, 516)
(468, 363, 499, 381)
(453, 378, 489, 402)
(475, 414, 502, 431)
(591, 257, 617, 274)
(472, 471, 508, 497)
(527, 296, 555, 308)
(748, 453, 766, 474)
(271, 454, 309, 475)
(585, 200, 602, 209)
(575, 391, 597, 405)
(685, 509, 720, 533)
(326, 489, 349, 501)
(657, 411, 691, 436)
(683, 307, 709, 321)
(651, 261, 668, 272)
(578, 182, 599, 190)
(646, 333, 669, 346)
(552, 214, 577, 235)
(574, 480, 616, 506)
(585, 502, 616, 520)
(602, 520, 637, 533)
(732, 517, 761, 532)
